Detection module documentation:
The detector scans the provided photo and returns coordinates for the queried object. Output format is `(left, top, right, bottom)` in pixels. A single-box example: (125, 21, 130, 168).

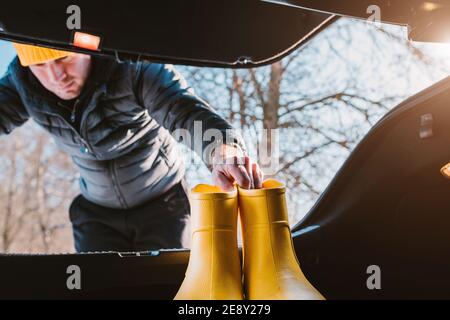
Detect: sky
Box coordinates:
(0, 40, 16, 74)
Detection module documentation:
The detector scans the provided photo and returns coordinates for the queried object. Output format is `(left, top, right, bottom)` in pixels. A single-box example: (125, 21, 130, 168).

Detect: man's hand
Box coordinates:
(211, 144, 264, 191)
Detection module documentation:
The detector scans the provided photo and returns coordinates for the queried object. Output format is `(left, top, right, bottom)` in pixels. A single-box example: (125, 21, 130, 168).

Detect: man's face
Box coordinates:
(29, 53, 92, 100)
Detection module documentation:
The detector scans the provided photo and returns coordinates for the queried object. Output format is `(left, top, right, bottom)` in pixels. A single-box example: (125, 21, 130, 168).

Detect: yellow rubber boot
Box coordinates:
(238, 179, 325, 300)
(174, 184, 244, 300)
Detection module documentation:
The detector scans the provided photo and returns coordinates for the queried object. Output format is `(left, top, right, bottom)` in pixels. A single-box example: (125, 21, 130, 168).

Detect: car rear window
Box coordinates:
(0, 17, 449, 253)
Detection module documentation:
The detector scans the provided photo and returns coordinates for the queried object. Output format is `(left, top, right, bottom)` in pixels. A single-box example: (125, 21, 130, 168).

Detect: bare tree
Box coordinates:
(0, 124, 77, 253)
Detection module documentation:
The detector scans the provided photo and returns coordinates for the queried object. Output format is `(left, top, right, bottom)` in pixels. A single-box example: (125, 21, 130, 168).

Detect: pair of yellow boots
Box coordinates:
(174, 179, 324, 300)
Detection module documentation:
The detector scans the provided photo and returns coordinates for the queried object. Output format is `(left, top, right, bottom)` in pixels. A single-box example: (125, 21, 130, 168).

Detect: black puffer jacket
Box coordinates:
(0, 55, 245, 209)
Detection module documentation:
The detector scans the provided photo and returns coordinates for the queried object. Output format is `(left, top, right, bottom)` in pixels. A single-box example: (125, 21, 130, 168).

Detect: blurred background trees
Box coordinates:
(0, 18, 449, 253)
(0, 125, 77, 253)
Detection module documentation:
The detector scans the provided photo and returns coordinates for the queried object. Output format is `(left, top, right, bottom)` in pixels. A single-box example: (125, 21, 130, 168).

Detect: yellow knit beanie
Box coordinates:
(13, 43, 74, 67)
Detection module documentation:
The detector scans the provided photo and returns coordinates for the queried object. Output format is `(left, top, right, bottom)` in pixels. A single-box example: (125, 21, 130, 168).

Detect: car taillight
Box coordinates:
(73, 32, 101, 51)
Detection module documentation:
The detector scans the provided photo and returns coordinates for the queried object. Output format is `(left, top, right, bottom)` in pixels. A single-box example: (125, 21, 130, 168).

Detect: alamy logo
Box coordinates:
(66, 265, 81, 290)
(366, 265, 381, 290)
(66, 5, 81, 30)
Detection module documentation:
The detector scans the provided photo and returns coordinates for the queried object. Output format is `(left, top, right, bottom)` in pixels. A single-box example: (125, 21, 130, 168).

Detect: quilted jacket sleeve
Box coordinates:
(0, 71, 29, 135)
(135, 62, 247, 168)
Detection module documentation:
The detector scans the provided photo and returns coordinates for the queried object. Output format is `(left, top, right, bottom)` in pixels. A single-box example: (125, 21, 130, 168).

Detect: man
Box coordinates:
(0, 43, 263, 252)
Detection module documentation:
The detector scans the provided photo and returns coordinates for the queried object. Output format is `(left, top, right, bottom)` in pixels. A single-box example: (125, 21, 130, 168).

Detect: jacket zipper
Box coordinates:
(80, 90, 106, 155)
(70, 99, 81, 124)
(55, 97, 127, 209)
(49, 107, 92, 154)
(57, 99, 81, 125)
(70, 90, 128, 209)
(109, 159, 128, 209)
(56, 88, 104, 156)
(31, 80, 128, 207)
